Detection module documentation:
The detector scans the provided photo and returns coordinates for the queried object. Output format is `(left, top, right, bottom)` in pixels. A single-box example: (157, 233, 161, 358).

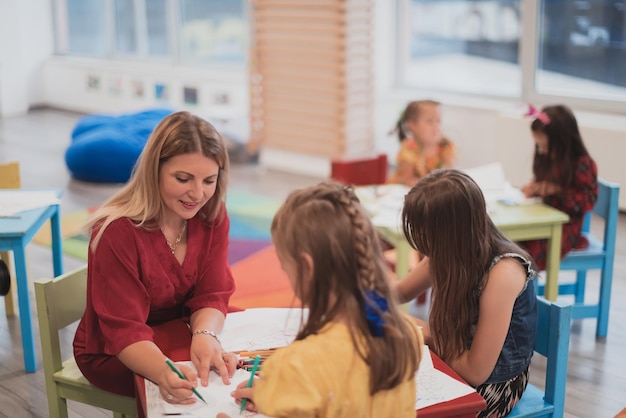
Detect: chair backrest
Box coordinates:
(330, 153, 388, 186)
(583, 178, 620, 251)
(0, 161, 21, 189)
(35, 265, 137, 417)
(1, 161, 21, 314)
(534, 297, 573, 417)
(35, 266, 88, 373)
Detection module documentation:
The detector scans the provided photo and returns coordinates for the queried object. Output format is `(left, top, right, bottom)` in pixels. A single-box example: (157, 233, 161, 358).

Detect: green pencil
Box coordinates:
(164, 358, 207, 404)
(239, 355, 261, 414)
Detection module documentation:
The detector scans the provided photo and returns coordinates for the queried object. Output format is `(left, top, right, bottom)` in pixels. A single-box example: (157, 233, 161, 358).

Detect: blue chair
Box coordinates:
(508, 297, 573, 418)
(537, 178, 619, 338)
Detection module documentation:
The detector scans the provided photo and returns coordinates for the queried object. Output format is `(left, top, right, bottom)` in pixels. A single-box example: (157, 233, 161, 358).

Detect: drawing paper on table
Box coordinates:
(354, 185, 408, 231)
(371, 209, 403, 230)
(145, 362, 268, 417)
(462, 163, 531, 205)
(0, 190, 60, 217)
(220, 308, 307, 352)
(415, 346, 477, 410)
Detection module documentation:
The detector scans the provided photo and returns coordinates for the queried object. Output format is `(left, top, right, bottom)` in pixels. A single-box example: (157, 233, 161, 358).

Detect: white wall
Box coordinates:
(41, 57, 248, 124)
(3, 0, 626, 208)
(0, 1, 53, 117)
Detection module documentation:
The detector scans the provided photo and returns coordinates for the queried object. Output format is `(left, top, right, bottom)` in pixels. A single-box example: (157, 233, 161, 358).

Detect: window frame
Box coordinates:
(397, 0, 626, 115)
(52, 0, 248, 67)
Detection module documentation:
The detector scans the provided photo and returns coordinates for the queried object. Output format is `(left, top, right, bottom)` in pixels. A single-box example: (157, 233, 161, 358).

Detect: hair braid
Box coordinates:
(334, 187, 377, 292)
(270, 181, 421, 396)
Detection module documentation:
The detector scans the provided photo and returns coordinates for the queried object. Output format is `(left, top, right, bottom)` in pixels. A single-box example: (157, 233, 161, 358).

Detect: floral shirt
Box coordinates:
(388, 136, 455, 185)
(522, 154, 598, 270)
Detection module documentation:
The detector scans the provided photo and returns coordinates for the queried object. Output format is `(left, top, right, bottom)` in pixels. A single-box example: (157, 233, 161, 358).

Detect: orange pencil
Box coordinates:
(236, 348, 278, 357)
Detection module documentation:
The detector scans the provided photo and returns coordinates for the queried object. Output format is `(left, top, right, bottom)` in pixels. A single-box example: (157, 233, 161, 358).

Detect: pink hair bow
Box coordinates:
(525, 105, 551, 125)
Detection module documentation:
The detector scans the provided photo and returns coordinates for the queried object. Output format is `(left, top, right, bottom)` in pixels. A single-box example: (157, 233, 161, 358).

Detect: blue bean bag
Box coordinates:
(65, 108, 173, 183)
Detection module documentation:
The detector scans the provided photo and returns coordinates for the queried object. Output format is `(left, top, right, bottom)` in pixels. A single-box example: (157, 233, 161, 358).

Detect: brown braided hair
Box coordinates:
(271, 181, 420, 394)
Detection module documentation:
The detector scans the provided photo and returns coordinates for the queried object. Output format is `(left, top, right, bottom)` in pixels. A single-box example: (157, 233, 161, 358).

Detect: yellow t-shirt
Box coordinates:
(388, 136, 456, 185)
(254, 316, 423, 418)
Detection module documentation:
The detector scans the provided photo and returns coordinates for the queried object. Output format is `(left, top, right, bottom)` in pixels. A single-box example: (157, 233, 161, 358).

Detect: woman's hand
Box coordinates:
(190, 334, 237, 386)
(158, 362, 199, 405)
(230, 379, 258, 413)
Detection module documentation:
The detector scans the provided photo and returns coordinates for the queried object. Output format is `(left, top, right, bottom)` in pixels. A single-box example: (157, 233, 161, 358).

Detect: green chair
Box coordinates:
(0, 160, 21, 317)
(35, 265, 137, 418)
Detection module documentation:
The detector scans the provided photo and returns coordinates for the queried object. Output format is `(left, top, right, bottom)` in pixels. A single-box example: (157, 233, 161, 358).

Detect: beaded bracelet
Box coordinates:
(192, 329, 220, 343)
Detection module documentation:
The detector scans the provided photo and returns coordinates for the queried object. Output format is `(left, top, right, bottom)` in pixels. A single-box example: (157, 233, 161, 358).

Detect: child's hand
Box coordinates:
(521, 182, 539, 197)
(523, 181, 560, 197)
(541, 181, 561, 196)
(231, 379, 258, 413)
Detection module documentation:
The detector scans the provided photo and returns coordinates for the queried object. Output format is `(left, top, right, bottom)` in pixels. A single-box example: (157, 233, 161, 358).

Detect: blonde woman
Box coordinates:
(73, 111, 237, 409)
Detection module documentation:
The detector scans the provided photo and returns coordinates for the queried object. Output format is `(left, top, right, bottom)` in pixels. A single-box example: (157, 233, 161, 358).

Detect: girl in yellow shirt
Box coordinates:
(388, 100, 455, 187)
(227, 182, 423, 418)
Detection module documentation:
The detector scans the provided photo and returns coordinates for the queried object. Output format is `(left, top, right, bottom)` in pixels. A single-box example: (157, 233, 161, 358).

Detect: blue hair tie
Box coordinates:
(364, 290, 389, 337)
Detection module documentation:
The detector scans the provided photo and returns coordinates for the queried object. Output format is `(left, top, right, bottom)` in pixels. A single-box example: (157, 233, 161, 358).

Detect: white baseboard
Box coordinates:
(259, 148, 331, 179)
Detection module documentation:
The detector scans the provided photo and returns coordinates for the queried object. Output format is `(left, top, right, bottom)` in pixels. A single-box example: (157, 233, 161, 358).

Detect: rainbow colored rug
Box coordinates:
(32, 190, 281, 265)
(32, 191, 298, 310)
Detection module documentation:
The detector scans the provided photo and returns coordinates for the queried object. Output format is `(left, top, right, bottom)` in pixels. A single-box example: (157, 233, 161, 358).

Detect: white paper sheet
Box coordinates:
(415, 346, 478, 410)
(145, 362, 268, 417)
(220, 308, 307, 353)
(145, 311, 478, 416)
(355, 184, 410, 230)
(0, 190, 60, 217)
(462, 163, 528, 205)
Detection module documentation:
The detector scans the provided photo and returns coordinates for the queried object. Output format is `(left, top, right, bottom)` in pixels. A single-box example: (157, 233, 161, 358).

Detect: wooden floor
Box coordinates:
(0, 108, 624, 417)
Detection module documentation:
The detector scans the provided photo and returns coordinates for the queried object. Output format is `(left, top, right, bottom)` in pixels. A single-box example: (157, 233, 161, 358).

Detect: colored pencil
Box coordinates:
(239, 355, 261, 414)
(235, 348, 278, 357)
(164, 358, 207, 404)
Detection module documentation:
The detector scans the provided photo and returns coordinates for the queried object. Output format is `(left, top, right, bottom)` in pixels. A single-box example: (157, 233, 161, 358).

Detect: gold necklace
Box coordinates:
(162, 220, 187, 254)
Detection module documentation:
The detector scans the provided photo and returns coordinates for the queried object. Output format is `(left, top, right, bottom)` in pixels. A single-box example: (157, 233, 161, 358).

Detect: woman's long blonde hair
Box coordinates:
(85, 111, 230, 251)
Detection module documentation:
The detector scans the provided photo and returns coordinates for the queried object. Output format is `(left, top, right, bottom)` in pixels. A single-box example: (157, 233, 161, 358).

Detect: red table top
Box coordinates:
(134, 320, 486, 418)
(417, 353, 486, 418)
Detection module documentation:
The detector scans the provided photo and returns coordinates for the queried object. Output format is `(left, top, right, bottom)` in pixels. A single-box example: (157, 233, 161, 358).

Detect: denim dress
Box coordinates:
(477, 252, 538, 384)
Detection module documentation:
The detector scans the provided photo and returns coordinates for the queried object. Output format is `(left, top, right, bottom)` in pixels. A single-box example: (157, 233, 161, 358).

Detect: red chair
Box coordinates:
(330, 154, 388, 186)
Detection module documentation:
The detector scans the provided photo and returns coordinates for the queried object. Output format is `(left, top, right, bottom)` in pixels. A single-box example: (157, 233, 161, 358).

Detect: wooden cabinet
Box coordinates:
(249, 0, 375, 159)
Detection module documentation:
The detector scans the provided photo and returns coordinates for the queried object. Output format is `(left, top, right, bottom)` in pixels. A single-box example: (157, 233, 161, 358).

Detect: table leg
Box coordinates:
(395, 243, 411, 280)
(50, 208, 64, 277)
(392, 242, 412, 312)
(1, 251, 16, 316)
(543, 224, 563, 301)
(13, 244, 37, 372)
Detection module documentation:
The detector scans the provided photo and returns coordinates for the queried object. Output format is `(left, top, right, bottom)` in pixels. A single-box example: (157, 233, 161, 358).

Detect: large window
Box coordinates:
(54, 0, 109, 57)
(400, 0, 521, 97)
(400, 0, 626, 111)
(53, 0, 247, 63)
(179, 0, 247, 62)
(535, 0, 626, 102)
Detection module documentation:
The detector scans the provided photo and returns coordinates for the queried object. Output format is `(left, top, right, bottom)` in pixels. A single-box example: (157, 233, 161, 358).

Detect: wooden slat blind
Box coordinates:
(249, 0, 375, 158)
